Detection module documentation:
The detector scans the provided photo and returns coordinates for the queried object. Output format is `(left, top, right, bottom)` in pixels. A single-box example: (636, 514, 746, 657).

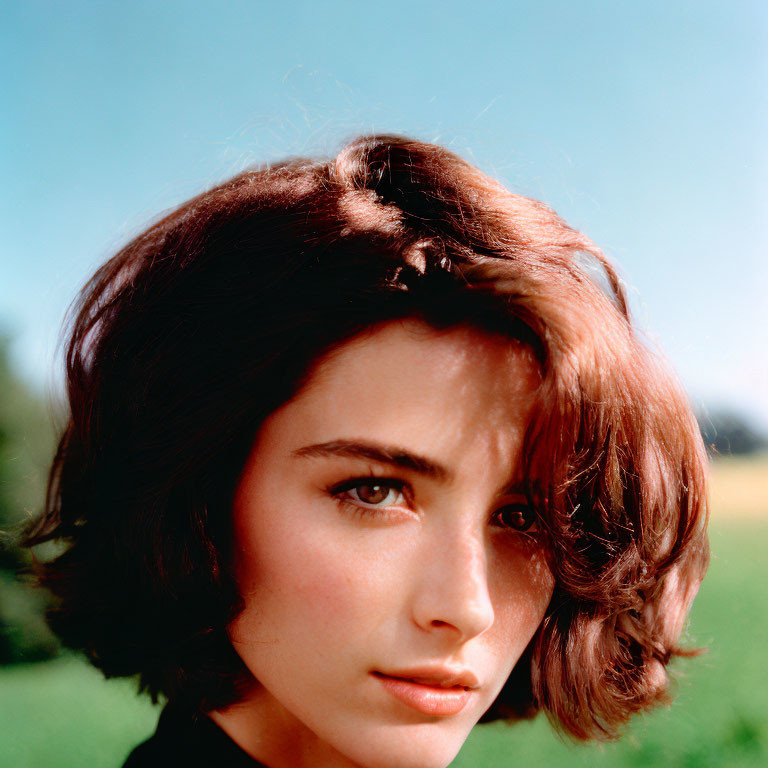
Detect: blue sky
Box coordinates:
(2, 1, 766, 429)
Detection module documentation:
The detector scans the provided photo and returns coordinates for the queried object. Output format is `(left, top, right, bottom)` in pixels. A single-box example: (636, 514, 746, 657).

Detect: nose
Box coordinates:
(411, 524, 495, 641)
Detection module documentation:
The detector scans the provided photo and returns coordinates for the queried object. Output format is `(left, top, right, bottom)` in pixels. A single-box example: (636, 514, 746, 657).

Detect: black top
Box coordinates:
(122, 705, 267, 767)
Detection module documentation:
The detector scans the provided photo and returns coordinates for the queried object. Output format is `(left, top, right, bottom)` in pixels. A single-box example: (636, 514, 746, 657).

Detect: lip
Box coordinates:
(373, 667, 479, 716)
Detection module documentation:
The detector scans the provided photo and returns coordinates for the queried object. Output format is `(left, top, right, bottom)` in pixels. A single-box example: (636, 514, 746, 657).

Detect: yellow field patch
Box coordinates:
(708, 453, 768, 520)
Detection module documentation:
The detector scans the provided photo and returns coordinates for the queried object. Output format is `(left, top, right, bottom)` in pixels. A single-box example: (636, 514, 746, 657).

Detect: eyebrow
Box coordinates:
(291, 440, 452, 482)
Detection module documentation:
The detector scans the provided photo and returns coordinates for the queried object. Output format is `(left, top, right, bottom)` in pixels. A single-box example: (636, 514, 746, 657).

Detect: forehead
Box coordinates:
(313, 318, 540, 402)
(260, 319, 541, 473)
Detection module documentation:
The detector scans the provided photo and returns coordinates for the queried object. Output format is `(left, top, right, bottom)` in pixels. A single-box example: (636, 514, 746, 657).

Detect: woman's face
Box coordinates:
(222, 319, 555, 768)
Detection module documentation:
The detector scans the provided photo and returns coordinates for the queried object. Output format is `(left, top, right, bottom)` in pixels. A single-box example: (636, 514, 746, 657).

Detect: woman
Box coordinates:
(24, 136, 709, 768)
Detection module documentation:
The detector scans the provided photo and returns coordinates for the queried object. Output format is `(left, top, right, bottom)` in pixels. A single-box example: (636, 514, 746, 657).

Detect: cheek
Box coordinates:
(231, 508, 393, 643)
(488, 548, 554, 655)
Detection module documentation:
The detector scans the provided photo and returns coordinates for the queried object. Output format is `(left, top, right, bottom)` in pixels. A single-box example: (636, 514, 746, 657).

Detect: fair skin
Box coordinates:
(211, 319, 555, 768)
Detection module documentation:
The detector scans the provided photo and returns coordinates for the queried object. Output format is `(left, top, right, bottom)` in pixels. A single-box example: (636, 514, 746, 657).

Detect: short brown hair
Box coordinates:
(24, 135, 709, 740)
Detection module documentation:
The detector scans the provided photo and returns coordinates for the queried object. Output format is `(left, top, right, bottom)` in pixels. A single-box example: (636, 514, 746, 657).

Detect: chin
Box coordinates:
(334, 720, 474, 768)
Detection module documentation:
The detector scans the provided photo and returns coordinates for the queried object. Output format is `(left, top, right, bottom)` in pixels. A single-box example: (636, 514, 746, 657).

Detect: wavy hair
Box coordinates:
(23, 135, 709, 739)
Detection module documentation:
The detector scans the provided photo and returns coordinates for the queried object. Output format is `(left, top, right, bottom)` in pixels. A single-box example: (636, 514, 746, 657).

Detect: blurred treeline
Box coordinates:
(0, 335, 60, 663)
(698, 409, 768, 456)
(0, 334, 766, 666)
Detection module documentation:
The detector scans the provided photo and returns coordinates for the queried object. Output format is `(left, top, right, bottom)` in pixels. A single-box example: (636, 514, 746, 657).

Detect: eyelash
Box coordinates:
(327, 476, 539, 533)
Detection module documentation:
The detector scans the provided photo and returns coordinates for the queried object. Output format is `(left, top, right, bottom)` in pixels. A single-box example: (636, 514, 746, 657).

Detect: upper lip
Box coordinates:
(375, 666, 480, 690)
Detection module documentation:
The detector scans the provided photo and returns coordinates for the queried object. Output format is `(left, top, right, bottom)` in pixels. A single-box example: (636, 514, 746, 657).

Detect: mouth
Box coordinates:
(372, 670, 478, 716)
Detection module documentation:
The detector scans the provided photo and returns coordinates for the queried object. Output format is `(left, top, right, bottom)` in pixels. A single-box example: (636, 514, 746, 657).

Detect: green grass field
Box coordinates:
(2, 519, 766, 768)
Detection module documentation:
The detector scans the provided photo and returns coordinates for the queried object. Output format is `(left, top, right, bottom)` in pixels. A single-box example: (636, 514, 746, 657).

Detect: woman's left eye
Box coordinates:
(330, 478, 407, 510)
(492, 503, 538, 532)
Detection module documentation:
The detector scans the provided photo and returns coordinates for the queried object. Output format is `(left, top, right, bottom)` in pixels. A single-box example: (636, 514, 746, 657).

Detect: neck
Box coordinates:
(209, 686, 364, 768)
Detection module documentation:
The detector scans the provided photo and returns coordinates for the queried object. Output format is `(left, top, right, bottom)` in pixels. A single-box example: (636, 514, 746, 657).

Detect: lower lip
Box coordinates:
(374, 673, 474, 716)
